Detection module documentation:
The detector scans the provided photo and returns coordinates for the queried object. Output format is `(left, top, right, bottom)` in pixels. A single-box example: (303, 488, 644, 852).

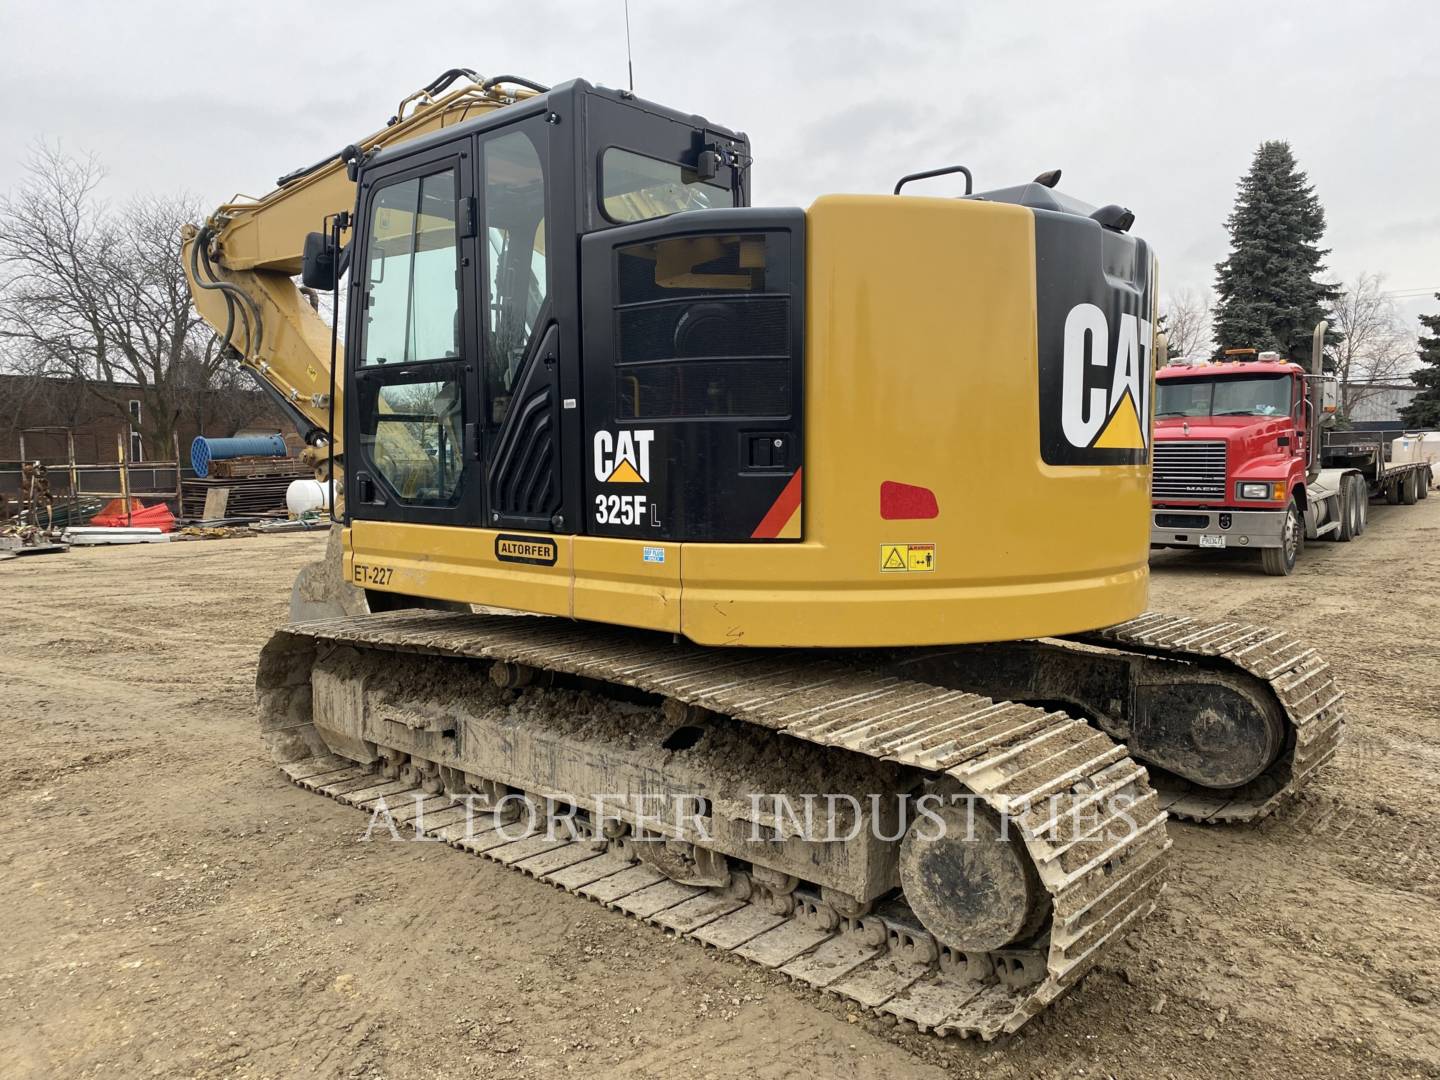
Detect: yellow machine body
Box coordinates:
(346, 194, 1153, 647)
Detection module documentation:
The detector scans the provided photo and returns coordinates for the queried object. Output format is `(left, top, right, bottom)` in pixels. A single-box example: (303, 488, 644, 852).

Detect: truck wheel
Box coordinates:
(1356, 485, 1369, 534)
(1336, 478, 1356, 542)
(1402, 470, 1419, 505)
(1386, 480, 1401, 505)
(1261, 499, 1302, 576)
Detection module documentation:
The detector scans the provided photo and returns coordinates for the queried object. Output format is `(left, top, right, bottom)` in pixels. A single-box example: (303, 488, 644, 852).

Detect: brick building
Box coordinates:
(0, 374, 301, 466)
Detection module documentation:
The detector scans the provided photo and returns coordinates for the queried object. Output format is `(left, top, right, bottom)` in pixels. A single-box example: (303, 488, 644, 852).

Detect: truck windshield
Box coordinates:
(1155, 374, 1292, 418)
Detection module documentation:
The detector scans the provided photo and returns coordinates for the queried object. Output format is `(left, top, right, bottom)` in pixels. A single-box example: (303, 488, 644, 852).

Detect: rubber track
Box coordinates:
(1076, 611, 1346, 823)
(257, 610, 1172, 1040)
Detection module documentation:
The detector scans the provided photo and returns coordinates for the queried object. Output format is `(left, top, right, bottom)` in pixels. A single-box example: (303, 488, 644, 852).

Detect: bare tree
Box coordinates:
(1329, 272, 1417, 418)
(1161, 287, 1214, 361)
(0, 143, 235, 459)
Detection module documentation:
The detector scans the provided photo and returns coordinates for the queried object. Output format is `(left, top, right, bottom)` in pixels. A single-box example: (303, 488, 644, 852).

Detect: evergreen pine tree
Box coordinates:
(1212, 141, 1340, 364)
(1399, 294, 1440, 428)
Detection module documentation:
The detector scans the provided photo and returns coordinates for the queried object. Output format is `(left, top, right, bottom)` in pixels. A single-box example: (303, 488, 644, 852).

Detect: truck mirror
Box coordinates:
(301, 231, 338, 290)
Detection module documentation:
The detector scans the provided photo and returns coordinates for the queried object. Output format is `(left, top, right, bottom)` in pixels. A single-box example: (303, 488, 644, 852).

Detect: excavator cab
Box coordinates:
(342, 81, 755, 539)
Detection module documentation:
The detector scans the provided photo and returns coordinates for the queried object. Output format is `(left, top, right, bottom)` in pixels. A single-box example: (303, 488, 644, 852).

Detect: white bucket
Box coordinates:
(285, 479, 328, 517)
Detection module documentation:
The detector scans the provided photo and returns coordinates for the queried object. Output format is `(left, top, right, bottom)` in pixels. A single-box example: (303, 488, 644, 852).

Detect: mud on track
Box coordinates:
(1, 504, 1437, 1079)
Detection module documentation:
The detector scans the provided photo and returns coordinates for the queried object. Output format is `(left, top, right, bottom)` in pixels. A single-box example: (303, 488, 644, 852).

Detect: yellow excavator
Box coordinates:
(183, 70, 1344, 1039)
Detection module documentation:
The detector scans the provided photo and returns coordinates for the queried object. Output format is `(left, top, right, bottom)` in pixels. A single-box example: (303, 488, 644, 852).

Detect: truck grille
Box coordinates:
(1152, 440, 1227, 501)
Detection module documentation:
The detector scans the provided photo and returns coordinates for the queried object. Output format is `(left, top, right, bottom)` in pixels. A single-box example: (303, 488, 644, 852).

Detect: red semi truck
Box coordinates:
(1150, 323, 1434, 575)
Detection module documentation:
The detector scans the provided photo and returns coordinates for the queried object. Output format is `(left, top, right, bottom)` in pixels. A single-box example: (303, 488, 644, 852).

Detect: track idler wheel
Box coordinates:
(898, 804, 1050, 952)
(1134, 676, 1287, 789)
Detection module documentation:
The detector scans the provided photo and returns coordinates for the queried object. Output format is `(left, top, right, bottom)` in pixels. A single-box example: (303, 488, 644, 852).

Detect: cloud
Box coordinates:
(0, 0, 1435, 296)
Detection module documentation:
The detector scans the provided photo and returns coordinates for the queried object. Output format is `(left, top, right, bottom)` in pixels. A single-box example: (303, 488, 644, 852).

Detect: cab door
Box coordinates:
(474, 116, 567, 533)
(347, 137, 482, 526)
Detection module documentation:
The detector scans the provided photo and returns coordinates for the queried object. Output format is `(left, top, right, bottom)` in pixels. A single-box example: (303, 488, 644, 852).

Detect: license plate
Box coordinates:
(1199, 534, 1226, 549)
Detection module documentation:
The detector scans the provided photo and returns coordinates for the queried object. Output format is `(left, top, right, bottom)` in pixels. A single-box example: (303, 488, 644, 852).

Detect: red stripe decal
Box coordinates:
(750, 468, 803, 539)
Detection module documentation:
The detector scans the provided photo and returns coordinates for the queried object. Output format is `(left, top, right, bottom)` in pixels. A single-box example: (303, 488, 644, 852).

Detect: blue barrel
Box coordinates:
(191, 434, 287, 477)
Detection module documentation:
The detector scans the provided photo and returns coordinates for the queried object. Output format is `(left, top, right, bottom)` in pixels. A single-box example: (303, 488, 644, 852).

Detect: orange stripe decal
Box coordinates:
(750, 468, 803, 539)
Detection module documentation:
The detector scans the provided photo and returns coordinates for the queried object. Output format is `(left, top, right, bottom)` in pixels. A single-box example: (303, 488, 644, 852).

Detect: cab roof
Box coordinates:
(1157, 358, 1304, 380)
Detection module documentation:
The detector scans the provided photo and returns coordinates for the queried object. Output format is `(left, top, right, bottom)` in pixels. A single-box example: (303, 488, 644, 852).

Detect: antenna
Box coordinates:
(624, 0, 635, 93)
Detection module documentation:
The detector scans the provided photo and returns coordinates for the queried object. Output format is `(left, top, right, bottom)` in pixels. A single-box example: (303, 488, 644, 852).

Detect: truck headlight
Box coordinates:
(1238, 482, 1274, 500)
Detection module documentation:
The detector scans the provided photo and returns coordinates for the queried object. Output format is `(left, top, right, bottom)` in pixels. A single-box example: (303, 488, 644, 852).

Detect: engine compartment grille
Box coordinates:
(1152, 440, 1227, 501)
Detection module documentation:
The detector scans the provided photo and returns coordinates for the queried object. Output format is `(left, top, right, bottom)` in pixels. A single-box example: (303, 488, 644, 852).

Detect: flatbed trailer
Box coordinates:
(1322, 428, 1433, 506)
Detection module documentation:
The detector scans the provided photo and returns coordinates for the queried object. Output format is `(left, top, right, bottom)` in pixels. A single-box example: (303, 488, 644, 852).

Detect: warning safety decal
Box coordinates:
(879, 543, 936, 573)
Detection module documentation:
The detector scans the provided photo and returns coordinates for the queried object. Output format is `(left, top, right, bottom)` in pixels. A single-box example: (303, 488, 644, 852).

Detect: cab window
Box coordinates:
(482, 130, 548, 429)
(601, 148, 733, 224)
(356, 166, 465, 507)
(364, 377, 464, 504)
(361, 170, 460, 366)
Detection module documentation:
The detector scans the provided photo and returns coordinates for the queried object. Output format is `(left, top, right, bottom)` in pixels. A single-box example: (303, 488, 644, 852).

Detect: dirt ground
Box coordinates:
(2, 500, 1438, 1080)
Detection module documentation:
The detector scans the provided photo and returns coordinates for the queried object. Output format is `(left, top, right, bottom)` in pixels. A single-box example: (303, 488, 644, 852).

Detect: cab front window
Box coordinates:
(1156, 374, 1292, 418)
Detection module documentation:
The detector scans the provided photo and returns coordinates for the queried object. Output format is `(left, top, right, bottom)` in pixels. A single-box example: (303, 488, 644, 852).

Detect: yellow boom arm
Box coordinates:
(180, 69, 540, 471)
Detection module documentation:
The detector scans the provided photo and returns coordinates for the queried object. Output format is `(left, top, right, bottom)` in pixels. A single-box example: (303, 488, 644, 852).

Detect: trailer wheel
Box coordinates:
(1420, 469, 1431, 500)
(1336, 478, 1357, 542)
(1386, 479, 1402, 505)
(1261, 499, 1303, 576)
(1402, 470, 1420, 505)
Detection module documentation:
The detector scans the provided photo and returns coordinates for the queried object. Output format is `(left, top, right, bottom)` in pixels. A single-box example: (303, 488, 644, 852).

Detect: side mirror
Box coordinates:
(1322, 376, 1338, 415)
(301, 231, 337, 290)
(694, 148, 721, 182)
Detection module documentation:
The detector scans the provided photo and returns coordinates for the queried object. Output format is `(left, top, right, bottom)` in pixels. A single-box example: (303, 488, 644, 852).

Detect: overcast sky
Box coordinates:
(1, 0, 1436, 323)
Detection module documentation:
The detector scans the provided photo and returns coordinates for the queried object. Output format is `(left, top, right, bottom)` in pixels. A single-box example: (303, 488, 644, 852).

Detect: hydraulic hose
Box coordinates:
(482, 75, 551, 95)
(201, 235, 263, 360)
(193, 226, 265, 363)
(423, 67, 481, 96)
(189, 225, 251, 360)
